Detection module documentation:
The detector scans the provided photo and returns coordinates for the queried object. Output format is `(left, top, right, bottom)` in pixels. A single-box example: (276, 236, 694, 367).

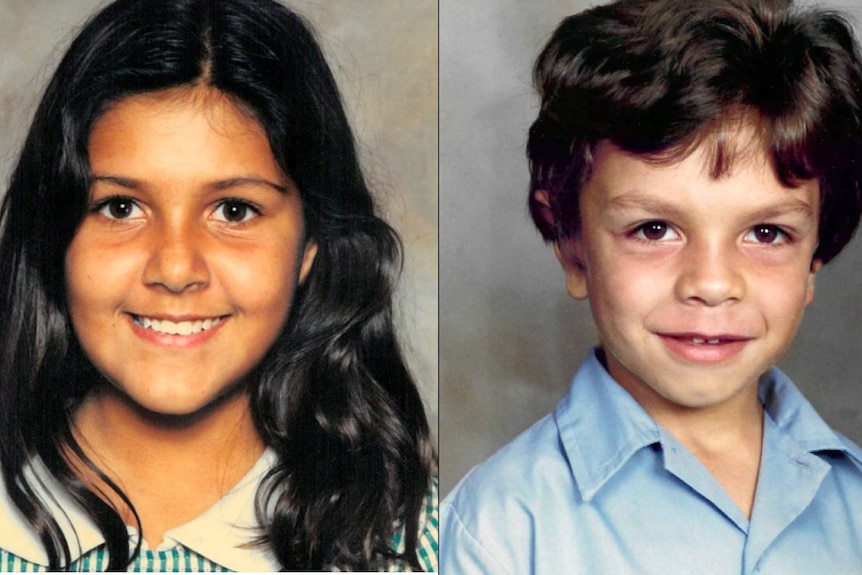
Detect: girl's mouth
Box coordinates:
(131, 315, 226, 336)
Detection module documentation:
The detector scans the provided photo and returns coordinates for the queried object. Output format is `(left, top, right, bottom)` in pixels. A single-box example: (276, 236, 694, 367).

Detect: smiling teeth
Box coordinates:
(135, 316, 222, 336)
(691, 338, 721, 345)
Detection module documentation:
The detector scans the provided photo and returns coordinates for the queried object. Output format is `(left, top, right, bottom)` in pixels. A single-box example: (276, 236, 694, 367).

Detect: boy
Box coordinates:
(440, 0, 862, 573)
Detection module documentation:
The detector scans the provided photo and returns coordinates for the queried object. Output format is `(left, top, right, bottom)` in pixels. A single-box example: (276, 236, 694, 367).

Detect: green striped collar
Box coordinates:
(0, 449, 280, 571)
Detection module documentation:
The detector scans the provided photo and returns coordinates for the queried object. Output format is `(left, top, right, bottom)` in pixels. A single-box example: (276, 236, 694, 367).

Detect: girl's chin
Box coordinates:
(80, 379, 251, 427)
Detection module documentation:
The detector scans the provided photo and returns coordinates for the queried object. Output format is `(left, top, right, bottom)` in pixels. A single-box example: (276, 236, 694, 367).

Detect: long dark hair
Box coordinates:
(528, 0, 862, 265)
(0, 0, 434, 570)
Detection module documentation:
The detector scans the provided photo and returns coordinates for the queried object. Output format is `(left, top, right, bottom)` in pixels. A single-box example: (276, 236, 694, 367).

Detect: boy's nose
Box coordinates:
(674, 240, 745, 306)
(142, 220, 210, 293)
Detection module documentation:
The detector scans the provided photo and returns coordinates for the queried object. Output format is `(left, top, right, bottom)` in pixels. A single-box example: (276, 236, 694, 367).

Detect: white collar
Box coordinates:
(0, 449, 280, 571)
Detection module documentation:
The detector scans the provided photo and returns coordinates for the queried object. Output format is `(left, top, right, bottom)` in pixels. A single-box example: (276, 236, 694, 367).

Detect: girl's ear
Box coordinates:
(298, 241, 318, 285)
(533, 189, 589, 301)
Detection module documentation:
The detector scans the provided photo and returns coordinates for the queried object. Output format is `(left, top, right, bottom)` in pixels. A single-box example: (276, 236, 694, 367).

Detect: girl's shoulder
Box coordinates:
(0, 455, 440, 572)
(0, 456, 104, 570)
(416, 477, 439, 571)
(387, 477, 438, 572)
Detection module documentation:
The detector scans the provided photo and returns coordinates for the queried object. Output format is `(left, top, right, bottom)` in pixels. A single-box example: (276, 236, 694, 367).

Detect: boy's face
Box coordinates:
(555, 129, 821, 414)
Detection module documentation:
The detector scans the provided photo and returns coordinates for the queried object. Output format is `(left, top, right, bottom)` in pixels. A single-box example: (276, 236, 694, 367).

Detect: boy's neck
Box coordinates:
(664, 402, 764, 519)
(603, 351, 765, 517)
(70, 384, 266, 548)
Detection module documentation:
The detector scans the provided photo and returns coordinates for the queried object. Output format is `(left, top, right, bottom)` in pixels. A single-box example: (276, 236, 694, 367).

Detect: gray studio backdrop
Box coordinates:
(441, 0, 862, 497)
(0, 0, 438, 444)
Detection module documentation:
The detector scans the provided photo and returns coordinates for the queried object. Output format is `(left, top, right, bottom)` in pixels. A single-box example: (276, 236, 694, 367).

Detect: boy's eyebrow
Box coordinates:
(605, 193, 686, 219)
(90, 174, 288, 193)
(606, 192, 815, 220)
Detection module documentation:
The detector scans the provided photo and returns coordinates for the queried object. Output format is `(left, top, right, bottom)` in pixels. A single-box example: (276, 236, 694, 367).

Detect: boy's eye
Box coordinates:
(632, 221, 679, 242)
(745, 225, 788, 245)
(96, 197, 143, 220)
(213, 199, 259, 224)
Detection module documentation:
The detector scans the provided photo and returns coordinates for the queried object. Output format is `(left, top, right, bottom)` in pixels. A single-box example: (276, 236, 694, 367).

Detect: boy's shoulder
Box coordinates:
(441, 350, 661, 572)
(441, 353, 862, 574)
(444, 407, 567, 517)
(762, 365, 862, 473)
(832, 431, 862, 472)
(441, 405, 575, 575)
(445, 347, 674, 513)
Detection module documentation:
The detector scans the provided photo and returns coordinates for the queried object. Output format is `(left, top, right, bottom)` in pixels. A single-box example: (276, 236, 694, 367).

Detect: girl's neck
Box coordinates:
(70, 385, 266, 548)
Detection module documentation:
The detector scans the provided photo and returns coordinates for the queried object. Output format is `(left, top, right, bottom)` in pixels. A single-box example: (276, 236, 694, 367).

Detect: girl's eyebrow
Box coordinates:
(90, 174, 288, 194)
(211, 177, 288, 194)
(90, 175, 140, 189)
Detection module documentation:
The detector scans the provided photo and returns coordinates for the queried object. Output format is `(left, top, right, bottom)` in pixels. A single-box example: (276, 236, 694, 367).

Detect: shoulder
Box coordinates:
(446, 412, 568, 517)
(388, 477, 438, 572)
(415, 477, 438, 572)
(835, 431, 862, 460)
(441, 413, 576, 575)
(830, 431, 862, 476)
(762, 367, 862, 475)
(0, 457, 102, 568)
(0, 547, 48, 572)
(0, 461, 54, 567)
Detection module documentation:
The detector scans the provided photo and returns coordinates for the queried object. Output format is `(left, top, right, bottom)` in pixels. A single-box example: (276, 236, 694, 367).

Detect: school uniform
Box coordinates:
(0, 449, 438, 572)
(441, 349, 862, 574)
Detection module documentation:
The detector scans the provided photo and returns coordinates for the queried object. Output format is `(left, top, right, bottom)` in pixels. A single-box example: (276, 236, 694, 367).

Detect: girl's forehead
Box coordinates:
(97, 86, 263, 140)
(88, 85, 286, 191)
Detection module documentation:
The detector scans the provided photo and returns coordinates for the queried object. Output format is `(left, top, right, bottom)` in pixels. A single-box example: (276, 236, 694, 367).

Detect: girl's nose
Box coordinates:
(674, 239, 746, 307)
(141, 220, 210, 293)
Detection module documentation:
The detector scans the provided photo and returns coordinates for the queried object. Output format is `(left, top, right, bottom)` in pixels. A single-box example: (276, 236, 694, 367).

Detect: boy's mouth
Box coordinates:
(131, 314, 226, 336)
(661, 333, 751, 345)
(680, 336, 736, 345)
(657, 332, 753, 364)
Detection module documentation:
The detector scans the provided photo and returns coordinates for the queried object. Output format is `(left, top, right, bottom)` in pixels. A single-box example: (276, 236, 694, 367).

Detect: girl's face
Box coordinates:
(65, 87, 317, 417)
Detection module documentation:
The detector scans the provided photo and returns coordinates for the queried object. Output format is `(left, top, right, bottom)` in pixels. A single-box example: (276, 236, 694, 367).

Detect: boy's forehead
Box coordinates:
(587, 125, 820, 215)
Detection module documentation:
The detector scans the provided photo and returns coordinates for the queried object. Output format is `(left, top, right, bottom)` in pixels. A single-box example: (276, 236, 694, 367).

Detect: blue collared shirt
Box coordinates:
(441, 350, 862, 574)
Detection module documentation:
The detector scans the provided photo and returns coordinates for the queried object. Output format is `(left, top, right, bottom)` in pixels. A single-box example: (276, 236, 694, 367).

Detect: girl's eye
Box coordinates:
(213, 199, 259, 224)
(632, 221, 679, 242)
(97, 197, 143, 220)
(745, 224, 788, 245)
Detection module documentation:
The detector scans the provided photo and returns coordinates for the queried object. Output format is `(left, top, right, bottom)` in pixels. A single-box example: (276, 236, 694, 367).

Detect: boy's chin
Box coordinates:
(602, 347, 767, 414)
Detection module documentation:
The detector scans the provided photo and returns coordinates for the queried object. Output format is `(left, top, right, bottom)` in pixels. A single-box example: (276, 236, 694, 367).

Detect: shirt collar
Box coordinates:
(555, 348, 862, 502)
(759, 366, 862, 470)
(554, 349, 662, 501)
(0, 449, 280, 571)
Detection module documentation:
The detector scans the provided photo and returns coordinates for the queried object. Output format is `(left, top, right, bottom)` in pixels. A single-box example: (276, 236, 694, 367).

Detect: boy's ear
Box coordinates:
(806, 258, 823, 305)
(533, 189, 589, 301)
(554, 240, 589, 301)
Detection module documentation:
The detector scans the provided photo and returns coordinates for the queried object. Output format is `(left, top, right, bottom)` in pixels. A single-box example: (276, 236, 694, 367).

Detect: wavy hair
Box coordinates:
(528, 0, 862, 265)
(0, 0, 434, 570)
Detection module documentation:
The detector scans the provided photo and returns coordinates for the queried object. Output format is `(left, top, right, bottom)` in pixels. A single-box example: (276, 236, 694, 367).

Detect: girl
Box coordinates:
(0, 0, 437, 571)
